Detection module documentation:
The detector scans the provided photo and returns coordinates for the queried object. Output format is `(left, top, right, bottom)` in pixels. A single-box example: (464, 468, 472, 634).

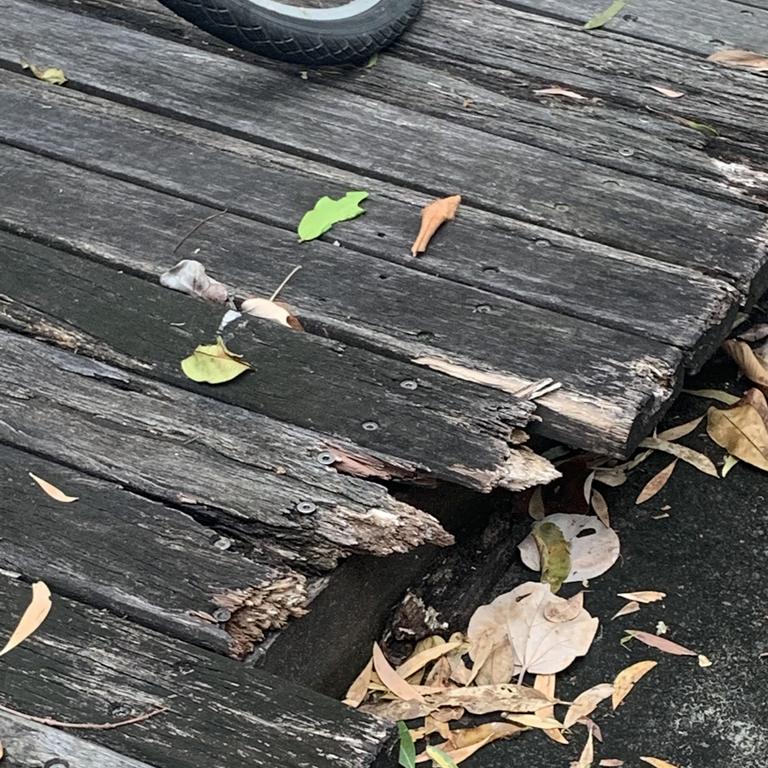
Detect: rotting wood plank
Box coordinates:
(0, 229, 556, 493)
(0, 575, 395, 768)
(1, 1, 766, 291)
(0, 147, 686, 455)
(0, 77, 745, 366)
(0, 330, 452, 574)
(0, 711, 154, 768)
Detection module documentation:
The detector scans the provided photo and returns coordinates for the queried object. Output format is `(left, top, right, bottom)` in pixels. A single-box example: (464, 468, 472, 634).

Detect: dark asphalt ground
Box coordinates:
(465, 349, 768, 768)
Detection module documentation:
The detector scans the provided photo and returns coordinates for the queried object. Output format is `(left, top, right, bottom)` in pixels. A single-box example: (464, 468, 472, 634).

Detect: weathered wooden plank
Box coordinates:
(0, 330, 451, 572)
(0, 575, 394, 768)
(0, 145, 686, 455)
(0, 75, 744, 365)
(0, 229, 556, 493)
(0, 711, 154, 768)
(1, 0, 765, 289)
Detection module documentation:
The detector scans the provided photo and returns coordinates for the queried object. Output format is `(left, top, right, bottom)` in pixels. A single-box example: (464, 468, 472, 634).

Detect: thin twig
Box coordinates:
(0, 703, 168, 730)
(269, 266, 302, 302)
(173, 210, 229, 255)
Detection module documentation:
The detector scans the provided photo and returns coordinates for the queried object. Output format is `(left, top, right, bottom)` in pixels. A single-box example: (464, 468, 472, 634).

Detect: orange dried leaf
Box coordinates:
(617, 591, 666, 604)
(0, 581, 52, 657)
(372, 642, 425, 702)
(707, 49, 768, 73)
(635, 459, 677, 504)
(28, 472, 78, 503)
(611, 660, 657, 709)
(625, 630, 697, 656)
(411, 195, 461, 256)
(722, 339, 768, 388)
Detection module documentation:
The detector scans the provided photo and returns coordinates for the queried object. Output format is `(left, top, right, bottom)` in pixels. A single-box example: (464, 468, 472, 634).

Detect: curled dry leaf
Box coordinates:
(28, 472, 78, 503)
(528, 486, 546, 520)
(657, 415, 704, 442)
(532, 521, 571, 593)
(241, 297, 303, 330)
(707, 49, 768, 73)
(635, 459, 677, 505)
(181, 337, 252, 384)
(618, 591, 666, 604)
(159, 259, 229, 303)
(534, 86, 587, 100)
(534, 673, 568, 744)
(412, 195, 462, 256)
(544, 591, 584, 623)
(20, 58, 67, 84)
(646, 85, 685, 98)
(574, 729, 595, 768)
(343, 657, 373, 707)
(707, 390, 768, 473)
(625, 630, 697, 657)
(611, 601, 640, 621)
(563, 683, 614, 729)
(372, 642, 425, 703)
(640, 758, 680, 768)
(590, 488, 609, 527)
(722, 339, 768, 388)
(612, 660, 657, 709)
(683, 389, 740, 405)
(441, 722, 523, 764)
(519, 514, 621, 582)
(397, 640, 463, 680)
(638, 437, 718, 477)
(0, 581, 52, 657)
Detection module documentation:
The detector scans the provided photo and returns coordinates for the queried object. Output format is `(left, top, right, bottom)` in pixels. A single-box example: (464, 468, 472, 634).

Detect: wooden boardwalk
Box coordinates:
(0, 0, 766, 765)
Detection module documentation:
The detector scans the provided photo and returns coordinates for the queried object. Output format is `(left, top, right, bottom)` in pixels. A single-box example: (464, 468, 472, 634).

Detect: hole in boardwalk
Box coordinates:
(417, 330, 434, 340)
(379, 274, 390, 280)
(482, 265, 499, 274)
(377, 232, 386, 238)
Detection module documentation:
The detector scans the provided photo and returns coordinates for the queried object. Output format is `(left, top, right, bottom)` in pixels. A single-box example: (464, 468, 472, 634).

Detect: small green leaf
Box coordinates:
(426, 746, 460, 768)
(366, 53, 379, 69)
(583, 0, 626, 30)
(181, 336, 251, 384)
(675, 118, 719, 137)
(532, 521, 571, 593)
(298, 191, 368, 242)
(397, 722, 416, 768)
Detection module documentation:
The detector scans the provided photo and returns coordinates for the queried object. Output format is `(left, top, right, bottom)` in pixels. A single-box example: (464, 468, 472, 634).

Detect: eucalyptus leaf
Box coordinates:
(426, 746, 460, 768)
(298, 191, 368, 242)
(397, 722, 416, 768)
(583, 0, 626, 30)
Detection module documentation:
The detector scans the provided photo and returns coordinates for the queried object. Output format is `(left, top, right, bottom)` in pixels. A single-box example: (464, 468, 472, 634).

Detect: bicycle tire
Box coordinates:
(156, 0, 423, 66)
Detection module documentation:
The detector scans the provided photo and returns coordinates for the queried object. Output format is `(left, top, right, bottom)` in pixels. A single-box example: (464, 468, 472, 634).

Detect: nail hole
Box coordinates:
(377, 232, 386, 238)
(379, 274, 390, 280)
(416, 330, 434, 340)
(535, 238, 552, 247)
(482, 265, 499, 273)
(576, 528, 597, 538)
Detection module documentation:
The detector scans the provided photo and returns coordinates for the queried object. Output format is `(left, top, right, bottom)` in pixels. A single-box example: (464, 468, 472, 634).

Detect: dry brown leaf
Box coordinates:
(519, 514, 620, 582)
(343, 657, 373, 707)
(646, 84, 685, 98)
(159, 259, 228, 303)
(707, 48, 768, 73)
(534, 674, 568, 744)
(610, 601, 640, 620)
(534, 86, 588, 100)
(635, 459, 677, 505)
(599, 761, 625, 767)
(590, 488, 610, 527)
(574, 730, 594, 768)
(722, 339, 768, 388)
(425, 656, 453, 688)
(372, 642, 425, 703)
(397, 640, 462, 680)
(427, 722, 524, 765)
(241, 297, 303, 331)
(28, 472, 78, 503)
(657, 415, 704, 442)
(0, 581, 52, 657)
(625, 630, 697, 656)
(638, 437, 718, 477)
(617, 591, 666, 604)
(707, 402, 768, 473)
(640, 758, 680, 768)
(467, 614, 517, 686)
(611, 660, 657, 709)
(563, 683, 614, 729)
(411, 195, 462, 256)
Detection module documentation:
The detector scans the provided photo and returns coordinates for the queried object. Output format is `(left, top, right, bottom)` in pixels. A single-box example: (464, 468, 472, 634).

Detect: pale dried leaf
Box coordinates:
(612, 660, 657, 709)
(639, 758, 680, 768)
(397, 641, 462, 680)
(528, 486, 546, 520)
(656, 621, 669, 635)
(20, 58, 67, 85)
(698, 654, 713, 668)
(544, 591, 584, 623)
(447, 722, 523, 753)
(412, 195, 461, 256)
(583, 470, 596, 503)
(635, 459, 677, 505)
(534, 673, 568, 744)
(372, 642, 425, 702)
(683, 389, 740, 405)
(611, 601, 640, 620)
(343, 657, 373, 707)
(160, 259, 228, 303)
(534, 86, 588, 100)
(519, 514, 620, 582)
(722, 454, 739, 477)
(638, 437, 718, 477)
(618, 591, 666, 604)
(241, 297, 303, 331)
(707, 403, 768, 473)
(0, 582, 52, 657)
(625, 630, 697, 656)
(646, 85, 685, 98)
(574, 730, 594, 768)
(563, 683, 614, 729)
(599, 761, 625, 767)
(425, 657, 453, 688)
(707, 48, 768, 73)
(657, 415, 704, 442)
(504, 713, 563, 729)
(467, 619, 516, 686)
(28, 472, 78, 503)
(722, 339, 768, 388)
(590, 488, 609, 527)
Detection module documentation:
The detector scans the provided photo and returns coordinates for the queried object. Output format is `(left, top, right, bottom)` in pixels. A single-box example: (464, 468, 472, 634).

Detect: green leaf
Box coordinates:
(532, 521, 571, 593)
(366, 53, 379, 69)
(583, 0, 626, 30)
(426, 746, 460, 768)
(674, 117, 719, 137)
(181, 336, 252, 384)
(397, 722, 416, 768)
(298, 191, 368, 242)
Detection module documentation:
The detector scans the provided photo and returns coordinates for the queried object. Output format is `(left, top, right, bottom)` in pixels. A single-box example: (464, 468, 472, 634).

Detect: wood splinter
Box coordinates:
(411, 195, 462, 256)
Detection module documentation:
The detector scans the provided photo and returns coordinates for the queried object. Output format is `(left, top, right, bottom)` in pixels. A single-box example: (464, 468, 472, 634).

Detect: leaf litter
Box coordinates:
(412, 195, 462, 256)
(28, 472, 78, 503)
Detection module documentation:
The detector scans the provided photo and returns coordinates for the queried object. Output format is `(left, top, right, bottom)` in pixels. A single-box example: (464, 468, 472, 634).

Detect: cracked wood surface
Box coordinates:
(0, 575, 394, 768)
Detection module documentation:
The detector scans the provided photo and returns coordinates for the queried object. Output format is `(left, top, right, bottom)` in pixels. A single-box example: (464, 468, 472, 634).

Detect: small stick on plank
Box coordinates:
(0, 702, 168, 730)
(173, 209, 229, 255)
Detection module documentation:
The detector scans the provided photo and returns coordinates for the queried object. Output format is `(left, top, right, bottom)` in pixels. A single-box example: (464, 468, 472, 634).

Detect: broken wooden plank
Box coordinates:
(0, 330, 452, 572)
(0, 147, 686, 455)
(2, 0, 766, 289)
(0, 76, 744, 368)
(0, 575, 395, 768)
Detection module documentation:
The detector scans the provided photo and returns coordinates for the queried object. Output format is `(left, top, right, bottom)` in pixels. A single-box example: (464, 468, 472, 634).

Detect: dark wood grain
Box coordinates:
(0, 145, 689, 455)
(0, 229, 556, 493)
(0, 576, 394, 768)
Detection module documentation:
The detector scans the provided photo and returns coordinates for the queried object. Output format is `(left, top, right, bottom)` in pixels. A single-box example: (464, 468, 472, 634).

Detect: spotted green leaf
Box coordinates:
(532, 521, 571, 594)
(298, 191, 368, 242)
(181, 337, 251, 384)
(397, 722, 416, 768)
(583, 0, 626, 30)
